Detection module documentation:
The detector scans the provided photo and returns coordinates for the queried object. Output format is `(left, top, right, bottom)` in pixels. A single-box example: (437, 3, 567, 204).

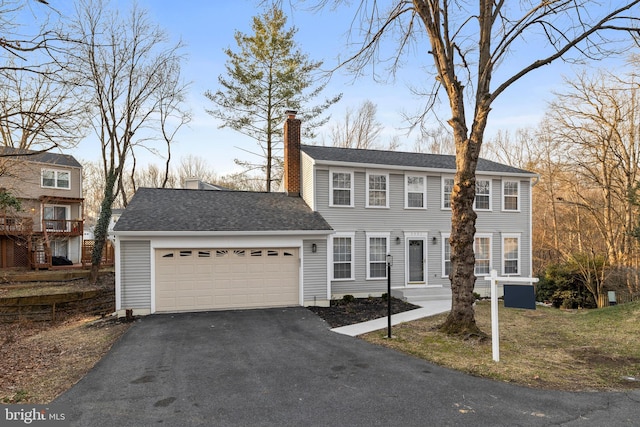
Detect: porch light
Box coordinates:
(395, 236, 401, 244)
(311, 243, 317, 253)
(432, 236, 437, 245)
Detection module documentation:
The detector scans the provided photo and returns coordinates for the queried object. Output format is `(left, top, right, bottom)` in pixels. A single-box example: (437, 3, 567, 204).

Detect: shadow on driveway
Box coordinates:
(56, 307, 639, 426)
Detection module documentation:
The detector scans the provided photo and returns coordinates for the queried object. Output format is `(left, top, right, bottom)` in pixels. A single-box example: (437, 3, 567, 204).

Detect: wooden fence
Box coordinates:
(82, 240, 115, 267)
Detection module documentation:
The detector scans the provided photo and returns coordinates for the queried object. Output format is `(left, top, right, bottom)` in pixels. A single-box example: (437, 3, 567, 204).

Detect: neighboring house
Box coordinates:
(113, 112, 536, 316)
(0, 147, 84, 268)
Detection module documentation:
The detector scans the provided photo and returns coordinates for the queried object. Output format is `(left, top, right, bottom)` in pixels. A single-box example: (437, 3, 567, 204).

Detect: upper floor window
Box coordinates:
(366, 172, 388, 208)
(502, 181, 520, 211)
(475, 179, 491, 210)
(405, 175, 426, 209)
(502, 234, 520, 275)
(442, 177, 454, 209)
(42, 169, 70, 189)
(330, 170, 353, 207)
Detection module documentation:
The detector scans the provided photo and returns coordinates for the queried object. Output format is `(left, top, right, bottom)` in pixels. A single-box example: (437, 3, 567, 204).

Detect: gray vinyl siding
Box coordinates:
(301, 153, 315, 210)
(315, 167, 533, 294)
(302, 238, 327, 304)
(120, 240, 151, 309)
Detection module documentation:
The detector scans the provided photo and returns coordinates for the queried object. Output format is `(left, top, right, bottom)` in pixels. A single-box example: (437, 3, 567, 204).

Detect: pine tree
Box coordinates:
(205, 5, 341, 192)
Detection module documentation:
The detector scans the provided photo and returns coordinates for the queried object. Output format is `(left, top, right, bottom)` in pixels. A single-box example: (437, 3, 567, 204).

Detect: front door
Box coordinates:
(408, 238, 425, 284)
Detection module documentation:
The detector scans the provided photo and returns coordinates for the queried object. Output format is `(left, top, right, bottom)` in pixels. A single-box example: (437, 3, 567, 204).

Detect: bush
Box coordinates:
(537, 262, 596, 309)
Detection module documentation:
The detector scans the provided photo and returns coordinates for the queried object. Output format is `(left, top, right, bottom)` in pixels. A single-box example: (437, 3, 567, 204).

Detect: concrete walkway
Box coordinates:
(331, 299, 451, 336)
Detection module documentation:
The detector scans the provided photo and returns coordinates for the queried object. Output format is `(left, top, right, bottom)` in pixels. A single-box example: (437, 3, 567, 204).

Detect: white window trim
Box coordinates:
(474, 178, 492, 211)
(474, 233, 493, 276)
(366, 232, 390, 280)
(43, 204, 70, 232)
(366, 171, 389, 208)
(41, 168, 71, 190)
(502, 180, 521, 212)
(330, 232, 355, 281)
(441, 232, 451, 278)
(404, 232, 429, 285)
(441, 176, 454, 210)
(329, 169, 354, 207)
(501, 233, 521, 276)
(404, 174, 427, 209)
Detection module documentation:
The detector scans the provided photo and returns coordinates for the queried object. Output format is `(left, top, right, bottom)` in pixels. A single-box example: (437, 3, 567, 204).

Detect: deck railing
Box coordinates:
(42, 219, 84, 236)
(0, 214, 34, 235)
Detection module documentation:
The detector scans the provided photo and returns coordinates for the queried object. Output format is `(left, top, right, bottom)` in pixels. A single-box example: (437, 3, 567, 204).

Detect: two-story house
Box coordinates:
(0, 147, 84, 268)
(112, 112, 536, 316)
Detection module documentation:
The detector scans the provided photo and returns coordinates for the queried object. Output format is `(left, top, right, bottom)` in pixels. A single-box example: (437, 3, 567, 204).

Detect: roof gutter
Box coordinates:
(311, 159, 538, 178)
(112, 229, 335, 237)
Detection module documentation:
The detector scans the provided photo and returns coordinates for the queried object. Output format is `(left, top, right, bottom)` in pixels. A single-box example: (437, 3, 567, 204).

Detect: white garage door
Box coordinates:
(155, 248, 299, 312)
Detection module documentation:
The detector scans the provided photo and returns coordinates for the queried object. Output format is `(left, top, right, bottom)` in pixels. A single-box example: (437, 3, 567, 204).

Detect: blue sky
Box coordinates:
(42, 1, 632, 175)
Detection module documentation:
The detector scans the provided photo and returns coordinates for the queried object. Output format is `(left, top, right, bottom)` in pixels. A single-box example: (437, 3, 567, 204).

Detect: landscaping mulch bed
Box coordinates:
(307, 296, 421, 328)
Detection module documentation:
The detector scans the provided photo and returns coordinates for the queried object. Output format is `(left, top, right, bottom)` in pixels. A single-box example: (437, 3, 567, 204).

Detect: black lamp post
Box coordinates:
(386, 253, 393, 339)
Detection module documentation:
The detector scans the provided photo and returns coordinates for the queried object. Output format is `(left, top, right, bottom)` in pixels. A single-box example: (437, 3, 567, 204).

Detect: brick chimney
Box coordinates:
(283, 110, 301, 197)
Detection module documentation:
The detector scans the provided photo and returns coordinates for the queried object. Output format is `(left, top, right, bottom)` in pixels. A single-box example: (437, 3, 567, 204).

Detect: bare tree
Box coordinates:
(0, 62, 87, 150)
(412, 126, 454, 155)
(67, 0, 188, 281)
(316, 0, 640, 335)
(329, 100, 383, 148)
(548, 70, 640, 265)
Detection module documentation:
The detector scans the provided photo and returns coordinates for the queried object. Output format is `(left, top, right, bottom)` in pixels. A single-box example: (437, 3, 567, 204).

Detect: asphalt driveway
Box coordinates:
(56, 308, 639, 426)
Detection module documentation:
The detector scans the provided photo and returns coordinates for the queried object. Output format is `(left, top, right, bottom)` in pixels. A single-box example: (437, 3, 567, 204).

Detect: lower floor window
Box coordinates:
(503, 236, 520, 274)
(333, 236, 353, 280)
(367, 236, 388, 279)
(474, 236, 491, 275)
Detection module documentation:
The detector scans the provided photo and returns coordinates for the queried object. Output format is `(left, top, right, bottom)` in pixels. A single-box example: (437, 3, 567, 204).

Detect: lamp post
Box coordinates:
(386, 253, 393, 339)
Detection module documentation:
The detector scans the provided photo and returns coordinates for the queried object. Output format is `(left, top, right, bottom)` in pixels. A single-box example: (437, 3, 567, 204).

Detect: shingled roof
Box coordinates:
(300, 144, 535, 176)
(113, 188, 333, 233)
(0, 146, 82, 168)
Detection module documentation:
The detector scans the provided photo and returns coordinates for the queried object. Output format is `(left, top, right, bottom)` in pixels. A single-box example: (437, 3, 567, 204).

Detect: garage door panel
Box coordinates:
(155, 248, 299, 312)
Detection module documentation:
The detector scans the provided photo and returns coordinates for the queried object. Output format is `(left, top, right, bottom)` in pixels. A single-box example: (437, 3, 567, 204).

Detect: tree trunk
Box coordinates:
(89, 171, 117, 283)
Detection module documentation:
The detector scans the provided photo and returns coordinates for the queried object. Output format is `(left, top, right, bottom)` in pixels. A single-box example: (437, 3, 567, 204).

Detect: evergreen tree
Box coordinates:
(205, 5, 341, 192)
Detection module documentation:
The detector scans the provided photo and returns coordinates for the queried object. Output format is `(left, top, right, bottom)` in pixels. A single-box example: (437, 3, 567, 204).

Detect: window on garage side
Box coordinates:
(330, 170, 353, 207)
(332, 235, 354, 280)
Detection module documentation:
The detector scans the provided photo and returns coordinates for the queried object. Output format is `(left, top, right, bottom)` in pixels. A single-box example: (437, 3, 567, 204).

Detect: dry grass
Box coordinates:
(0, 315, 131, 403)
(363, 300, 640, 391)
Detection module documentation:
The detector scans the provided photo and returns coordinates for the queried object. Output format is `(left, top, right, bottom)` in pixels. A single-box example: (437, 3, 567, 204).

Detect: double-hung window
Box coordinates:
(330, 170, 353, 207)
(475, 179, 491, 210)
(502, 234, 520, 275)
(502, 181, 520, 211)
(474, 235, 492, 276)
(332, 233, 354, 280)
(366, 172, 388, 208)
(442, 233, 451, 277)
(42, 169, 70, 189)
(366, 232, 390, 279)
(405, 175, 426, 209)
(442, 177, 454, 209)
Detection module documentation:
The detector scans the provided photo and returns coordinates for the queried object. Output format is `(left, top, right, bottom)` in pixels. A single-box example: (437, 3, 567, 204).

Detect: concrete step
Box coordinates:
(391, 287, 452, 304)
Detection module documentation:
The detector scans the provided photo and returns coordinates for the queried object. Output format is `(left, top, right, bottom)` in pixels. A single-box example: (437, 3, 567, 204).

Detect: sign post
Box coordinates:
(483, 270, 539, 362)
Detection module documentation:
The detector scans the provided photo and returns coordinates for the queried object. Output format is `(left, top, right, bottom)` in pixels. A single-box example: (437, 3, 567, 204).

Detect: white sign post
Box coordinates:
(483, 270, 539, 362)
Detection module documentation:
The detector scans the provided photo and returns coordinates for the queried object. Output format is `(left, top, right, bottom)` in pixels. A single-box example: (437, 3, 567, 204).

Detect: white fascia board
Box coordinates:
(312, 159, 536, 178)
(113, 229, 334, 238)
